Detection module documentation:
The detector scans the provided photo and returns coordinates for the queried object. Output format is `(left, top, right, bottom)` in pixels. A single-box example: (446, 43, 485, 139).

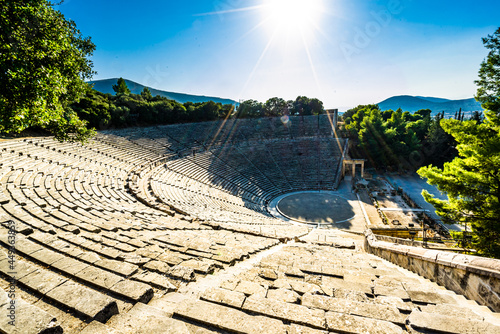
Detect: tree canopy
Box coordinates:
(0, 0, 96, 141)
(341, 104, 452, 170)
(418, 27, 500, 258)
(113, 78, 131, 95)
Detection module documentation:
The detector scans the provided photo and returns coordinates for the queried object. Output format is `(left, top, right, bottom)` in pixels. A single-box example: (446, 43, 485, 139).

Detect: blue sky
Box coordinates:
(56, 0, 500, 110)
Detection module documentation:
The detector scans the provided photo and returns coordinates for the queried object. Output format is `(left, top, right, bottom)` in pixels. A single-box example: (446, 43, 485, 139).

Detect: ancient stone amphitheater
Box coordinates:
(0, 115, 499, 333)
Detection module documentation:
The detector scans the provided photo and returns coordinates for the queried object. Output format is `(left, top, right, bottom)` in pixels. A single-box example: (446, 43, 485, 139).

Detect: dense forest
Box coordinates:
(339, 104, 484, 171)
(70, 78, 325, 130)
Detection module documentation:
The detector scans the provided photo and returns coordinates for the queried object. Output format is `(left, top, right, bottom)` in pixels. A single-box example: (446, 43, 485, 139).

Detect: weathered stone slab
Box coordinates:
(19, 269, 67, 295)
(111, 279, 154, 303)
(132, 271, 177, 291)
(0, 259, 38, 280)
(0, 298, 63, 334)
(419, 303, 484, 321)
(167, 265, 195, 281)
(51, 257, 89, 276)
(29, 248, 66, 266)
(79, 320, 125, 334)
(280, 265, 305, 278)
(94, 258, 138, 277)
(258, 268, 278, 280)
(288, 280, 322, 295)
(374, 283, 410, 300)
(331, 287, 370, 302)
(242, 295, 326, 329)
(174, 299, 287, 334)
(46, 281, 118, 322)
(201, 288, 246, 308)
(234, 280, 267, 297)
(266, 288, 300, 303)
(272, 278, 292, 290)
(321, 276, 373, 295)
(408, 310, 500, 334)
(107, 302, 190, 334)
(77, 251, 102, 264)
(325, 311, 405, 334)
(405, 288, 458, 305)
(180, 259, 216, 274)
(288, 324, 328, 334)
(343, 273, 374, 285)
(156, 253, 183, 266)
(374, 296, 413, 312)
(302, 293, 406, 325)
(75, 266, 123, 290)
(143, 260, 170, 274)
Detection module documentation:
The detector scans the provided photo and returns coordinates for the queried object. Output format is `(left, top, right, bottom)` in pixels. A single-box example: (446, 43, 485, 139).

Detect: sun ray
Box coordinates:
(300, 27, 324, 100)
(238, 30, 278, 100)
(194, 5, 264, 17)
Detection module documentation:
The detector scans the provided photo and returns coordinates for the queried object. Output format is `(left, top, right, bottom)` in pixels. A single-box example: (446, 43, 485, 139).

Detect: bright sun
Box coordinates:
(262, 0, 324, 35)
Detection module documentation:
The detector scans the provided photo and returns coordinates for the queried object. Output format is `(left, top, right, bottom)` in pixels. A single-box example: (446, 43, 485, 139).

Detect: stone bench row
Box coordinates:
(0, 231, 153, 304)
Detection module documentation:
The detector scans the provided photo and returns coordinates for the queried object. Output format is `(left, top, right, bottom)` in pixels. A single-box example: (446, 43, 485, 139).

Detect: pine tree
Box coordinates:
(418, 27, 500, 258)
(112, 78, 131, 95)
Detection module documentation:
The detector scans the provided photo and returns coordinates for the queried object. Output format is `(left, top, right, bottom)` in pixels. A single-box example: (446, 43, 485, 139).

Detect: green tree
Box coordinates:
(0, 0, 95, 141)
(418, 27, 500, 257)
(358, 108, 394, 166)
(264, 97, 287, 117)
(236, 100, 262, 118)
(475, 27, 500, 114)
(141, 87, 153, 100)
(112, 78, 131, 95)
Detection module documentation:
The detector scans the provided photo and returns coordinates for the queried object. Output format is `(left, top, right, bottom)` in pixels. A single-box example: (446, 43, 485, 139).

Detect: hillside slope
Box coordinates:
(378, 95, 483, 116)
(88, 78, 238, 105)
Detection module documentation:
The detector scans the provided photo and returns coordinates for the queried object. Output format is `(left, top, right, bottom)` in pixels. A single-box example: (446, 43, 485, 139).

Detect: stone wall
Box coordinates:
(365, 229, 500, 312)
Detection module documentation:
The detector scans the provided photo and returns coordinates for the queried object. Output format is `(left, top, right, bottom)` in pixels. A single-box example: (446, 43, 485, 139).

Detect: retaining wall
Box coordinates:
(365, 229, 500, 312)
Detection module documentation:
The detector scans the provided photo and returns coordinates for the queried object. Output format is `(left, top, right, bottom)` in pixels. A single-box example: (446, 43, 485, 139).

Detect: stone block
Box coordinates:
(174, 299, 286, 334)
(301, 293, 406, 325)
(201, 287, 246, 308)
(111, 279, 154, 303)
(168, 265, 195, 281)
(51, 257, 89, 276)
(107, 302, 190, 334)
(29, 248, 65, 266)
(408, 310, 500, 334)
(132, 271, 177, 291)
(94, 258, 138, 277)
(288, 324, 328, 334)
(325, 311, 404, 334)
(242, 295, 326, 329)
(234, 280, 267, 297)
(19, 269, 67, 295)
(0, 298, 63, 334)
(76, 266, 123, 290)
(267, 288, 300, 303)
(46, 281, 118, 322)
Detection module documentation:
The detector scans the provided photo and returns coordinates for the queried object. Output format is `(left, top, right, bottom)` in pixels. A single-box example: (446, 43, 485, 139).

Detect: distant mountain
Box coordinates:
(377, 95, 483, 116)
(88, 78, 238, 105)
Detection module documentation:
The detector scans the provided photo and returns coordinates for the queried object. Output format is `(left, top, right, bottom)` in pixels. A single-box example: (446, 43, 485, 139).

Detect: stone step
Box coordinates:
(0, 254, 118, 323)
(106, 302, 190, 334)
(242, 294, 326, 329)
(0, 288, 63, 334)
(408, 310, 500, 334)
(325, 311, 405, 334)
(174, 298, 287, 334)
(0, 232, 154, 303)
(80, 320, 125, 334)
(301, 293, 407, 325)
